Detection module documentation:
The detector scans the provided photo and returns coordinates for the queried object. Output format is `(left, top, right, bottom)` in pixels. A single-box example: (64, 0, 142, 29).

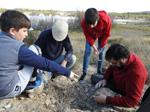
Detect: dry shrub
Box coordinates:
(119, 37, 150, 84)
(68, 10, 84, 30)
(24, 30, 41, 47)
(107, 37, 123, 43)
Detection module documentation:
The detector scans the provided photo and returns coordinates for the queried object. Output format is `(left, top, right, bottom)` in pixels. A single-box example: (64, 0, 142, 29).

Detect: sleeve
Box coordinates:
(103, 66, 114, 81)
(100, 16, 111, 48)
(18, 45, 70, 77)
(81, 19, 95, 46)
(64, 35, 73, 62)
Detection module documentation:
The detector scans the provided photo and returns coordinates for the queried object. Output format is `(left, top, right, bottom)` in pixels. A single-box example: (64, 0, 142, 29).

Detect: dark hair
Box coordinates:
(85, 8, 99, 25)
(0, 10, 31, 32)
(105, 43, 130, 61)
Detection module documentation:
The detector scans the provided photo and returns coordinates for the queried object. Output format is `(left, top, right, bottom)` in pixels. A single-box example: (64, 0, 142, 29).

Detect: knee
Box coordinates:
(91, 74, 103, 85)
(84, 49, 92, 55)
(28, 44, 42, 56)
(71, 55, 77, 64)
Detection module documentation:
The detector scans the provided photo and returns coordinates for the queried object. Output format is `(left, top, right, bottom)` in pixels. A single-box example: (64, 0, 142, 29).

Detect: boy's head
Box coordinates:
(52, 20, 68, 41)
(0, 10, 31, 33)
(0, 10, 31, 42)
(85, 8, 99, 27)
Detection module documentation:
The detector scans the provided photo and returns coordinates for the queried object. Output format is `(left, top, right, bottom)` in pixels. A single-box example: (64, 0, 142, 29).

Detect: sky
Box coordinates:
(0, 0, 150, 13)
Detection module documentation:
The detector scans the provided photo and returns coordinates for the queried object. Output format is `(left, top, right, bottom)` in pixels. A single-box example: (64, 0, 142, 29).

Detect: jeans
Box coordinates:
(45, 54, 76, 78)
(83, 38, 106, 73)
(53, 54, 76, 69)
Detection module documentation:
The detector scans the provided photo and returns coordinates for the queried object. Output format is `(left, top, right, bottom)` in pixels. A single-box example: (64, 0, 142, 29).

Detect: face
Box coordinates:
(109, 58, 126, 70)
(12, 28, 28, 42)
(89, 20, 98, 28)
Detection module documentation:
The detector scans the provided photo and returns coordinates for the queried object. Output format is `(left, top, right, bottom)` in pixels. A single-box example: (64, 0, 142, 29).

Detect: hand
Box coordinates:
(98, 49, 102, 53)
(93, 93, 106, 104)
(92, 45, 99, 55)
(38, 69, 43, 73)
(61, 60, 67, 68)
(95, 79, 107, 89)
(69, 71, 79, 80)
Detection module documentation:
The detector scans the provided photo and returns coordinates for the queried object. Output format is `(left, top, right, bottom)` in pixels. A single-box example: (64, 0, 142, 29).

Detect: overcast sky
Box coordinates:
(0, 0, 149, 13)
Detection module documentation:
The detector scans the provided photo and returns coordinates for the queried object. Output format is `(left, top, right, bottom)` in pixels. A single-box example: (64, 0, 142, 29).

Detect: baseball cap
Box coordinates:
(52, 20, 68, 41)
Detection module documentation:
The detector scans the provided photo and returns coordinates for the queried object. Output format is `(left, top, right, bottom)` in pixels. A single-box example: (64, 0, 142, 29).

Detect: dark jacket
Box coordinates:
(35, 28, 73, 62)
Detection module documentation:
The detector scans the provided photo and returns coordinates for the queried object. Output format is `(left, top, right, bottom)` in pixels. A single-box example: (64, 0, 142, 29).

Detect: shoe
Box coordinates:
(91, 73, 103, 85)
(51, 73, 59, 79)
(25, 74, 44, 98)
(79, 73, 86, 83)
(97, 71, 105, 75)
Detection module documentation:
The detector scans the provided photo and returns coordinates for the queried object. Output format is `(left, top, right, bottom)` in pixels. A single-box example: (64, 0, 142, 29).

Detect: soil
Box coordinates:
(0, 31, 149, 112)
(0, 64, 148, 112)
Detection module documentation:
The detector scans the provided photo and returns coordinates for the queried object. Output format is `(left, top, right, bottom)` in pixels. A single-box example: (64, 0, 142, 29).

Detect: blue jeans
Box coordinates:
(53, 54, 76, 69)
(44, 54, 76, 79)
(83, 38, 106, 73)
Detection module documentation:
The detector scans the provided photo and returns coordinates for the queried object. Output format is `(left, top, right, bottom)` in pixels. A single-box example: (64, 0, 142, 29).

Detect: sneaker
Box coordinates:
(79, 73, 86, 83)
(91, 73, 103, 85)
(51, 73, 59, 79)
(97, 70, 104, 75)
(25, 74, 44, 98)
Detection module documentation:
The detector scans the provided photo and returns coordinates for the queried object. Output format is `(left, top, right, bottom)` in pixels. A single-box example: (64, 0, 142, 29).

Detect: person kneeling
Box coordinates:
(92, 43, 148, 107)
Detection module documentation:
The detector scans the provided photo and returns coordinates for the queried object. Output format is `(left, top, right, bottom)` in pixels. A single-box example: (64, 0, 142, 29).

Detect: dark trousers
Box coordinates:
(91, 74, 116, 92)
(137, 86, 150, 112)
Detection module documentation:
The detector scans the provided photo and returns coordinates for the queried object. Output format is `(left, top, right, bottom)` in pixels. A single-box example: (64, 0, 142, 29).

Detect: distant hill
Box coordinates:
(137, 11, 150, 14)
(128, 11, 150, 14)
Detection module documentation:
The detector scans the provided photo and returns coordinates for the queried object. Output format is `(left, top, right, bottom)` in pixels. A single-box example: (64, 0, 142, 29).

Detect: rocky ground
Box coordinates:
(0, 63, 149, 112)
(1, 30, 150, 112)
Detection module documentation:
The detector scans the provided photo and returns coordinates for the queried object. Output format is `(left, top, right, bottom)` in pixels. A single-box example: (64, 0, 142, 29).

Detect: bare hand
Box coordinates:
(98, 49, 102, 53)
(95, 79, 107, 89)
(93, 93, 106, 104)
(61, 60, 67, 68)
(69, 71, 79, 80)
(92, 45, 99, 54)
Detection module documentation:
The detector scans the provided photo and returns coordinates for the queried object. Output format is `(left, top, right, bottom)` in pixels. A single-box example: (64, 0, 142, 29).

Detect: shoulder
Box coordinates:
(127, 53, 147, 76)
(81, 18, 86, 24)
(40, 28, 52, 36)
(98, 10, 111, 23)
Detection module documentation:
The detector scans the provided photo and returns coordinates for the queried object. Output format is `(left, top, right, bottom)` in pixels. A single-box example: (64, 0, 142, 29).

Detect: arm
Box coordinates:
(81, 19, 95, 46)
(61, 60, 68, 68)
(18, 45, 70, 77)
(103, 66, 114, 81)
(63, 35, 73, 66)
(100, 16, 111, 48)
(92, 45, 99, 54)
(81, 19, 99, 54)
(106, 70, 147, 107)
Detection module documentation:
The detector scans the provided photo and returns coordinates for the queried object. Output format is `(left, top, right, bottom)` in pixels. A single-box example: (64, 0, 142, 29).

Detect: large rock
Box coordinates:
(52, 75, 77, 89)
(94, 87, 117, 97)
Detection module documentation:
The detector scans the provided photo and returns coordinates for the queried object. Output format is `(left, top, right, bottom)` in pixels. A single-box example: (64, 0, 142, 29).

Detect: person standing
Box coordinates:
(79, 8, 111, 83)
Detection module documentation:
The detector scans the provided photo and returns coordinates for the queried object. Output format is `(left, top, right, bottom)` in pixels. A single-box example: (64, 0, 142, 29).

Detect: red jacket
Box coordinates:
(104, 53, 148, 107)
(81, 10, 111, 48)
